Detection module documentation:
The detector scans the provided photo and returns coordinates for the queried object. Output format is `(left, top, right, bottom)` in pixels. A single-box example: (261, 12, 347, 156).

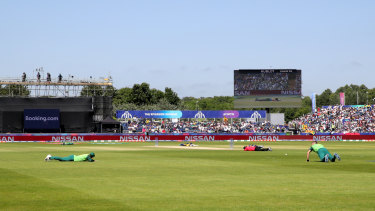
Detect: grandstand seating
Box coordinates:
(289, 105, 374, 134)
(121, 105, 375, 134)
(121, 119, 288, 134)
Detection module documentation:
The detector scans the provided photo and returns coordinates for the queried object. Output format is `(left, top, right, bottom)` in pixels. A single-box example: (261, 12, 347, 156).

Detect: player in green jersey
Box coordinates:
(307, 141, 341, 162)
(45, 152, 95, 162)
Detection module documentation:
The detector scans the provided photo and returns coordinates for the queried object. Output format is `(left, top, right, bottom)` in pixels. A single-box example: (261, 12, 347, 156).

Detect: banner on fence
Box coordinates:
(116, 110, 267, 119)
(340, 92, 345, 106)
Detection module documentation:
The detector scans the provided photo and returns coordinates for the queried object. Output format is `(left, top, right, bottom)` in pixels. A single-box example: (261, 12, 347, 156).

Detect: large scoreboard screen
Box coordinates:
(234, 69, 302, 108)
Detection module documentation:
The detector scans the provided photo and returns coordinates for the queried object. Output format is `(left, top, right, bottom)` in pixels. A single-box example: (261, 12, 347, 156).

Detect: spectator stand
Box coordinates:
(115, 110, 290, 134)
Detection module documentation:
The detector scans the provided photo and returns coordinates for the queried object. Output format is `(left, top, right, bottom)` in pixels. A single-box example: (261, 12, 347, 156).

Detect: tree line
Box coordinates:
(0, 85, 30, 96)
(1, 83, 374, 122)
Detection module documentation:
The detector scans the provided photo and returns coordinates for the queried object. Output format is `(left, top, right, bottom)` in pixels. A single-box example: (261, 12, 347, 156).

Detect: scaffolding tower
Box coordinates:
(0, 73, 113, 97)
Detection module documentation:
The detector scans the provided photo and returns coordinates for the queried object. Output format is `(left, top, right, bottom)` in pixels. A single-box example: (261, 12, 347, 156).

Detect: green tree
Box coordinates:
(301, 96, 312, 108)
(113, 84, 181, 110)
(113, 103, 138, 112)
(181, 97, 199, 110)
(154, 98, 180, 110)
(0, 85, 30, 96)
(164, 87, 180, 105)
(113, 87, 132, 106)
(210, 96, 234, 110)
(103, 85, 116, 97)
(284, 108, 298, 121)
(150, 88, 165, 104)
(367, 88, 375, 104)
(197, 98, 209, 110)
(181, 96, 233, 110)
(328, 92, 339, 105)
(316, 89, 332, 107)
(130, 83, 152, 106)
(335, 84, 368, 105)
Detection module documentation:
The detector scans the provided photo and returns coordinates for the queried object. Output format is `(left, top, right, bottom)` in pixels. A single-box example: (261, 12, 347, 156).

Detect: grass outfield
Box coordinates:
(1, 141, 375, 210)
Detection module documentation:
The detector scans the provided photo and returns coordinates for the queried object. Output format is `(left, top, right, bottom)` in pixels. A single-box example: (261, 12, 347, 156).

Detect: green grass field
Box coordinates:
(1, 141, 375, 210)
(234, 95, 301, 108)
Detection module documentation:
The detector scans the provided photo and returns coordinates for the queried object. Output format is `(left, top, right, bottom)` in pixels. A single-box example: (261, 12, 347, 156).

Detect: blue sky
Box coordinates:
(0, 0, 374, 97)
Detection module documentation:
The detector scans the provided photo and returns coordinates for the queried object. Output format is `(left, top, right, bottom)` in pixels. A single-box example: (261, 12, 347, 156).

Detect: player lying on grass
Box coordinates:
(45, 152, 95, 162)
(307, 141, 341, 162)
(243, 145, 272, 151)
(180, 142, 198, 147)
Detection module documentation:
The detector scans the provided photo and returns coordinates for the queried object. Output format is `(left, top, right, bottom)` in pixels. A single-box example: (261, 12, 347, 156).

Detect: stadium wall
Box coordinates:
(0, 97, 99, 133)
(1, 134, 375, 142)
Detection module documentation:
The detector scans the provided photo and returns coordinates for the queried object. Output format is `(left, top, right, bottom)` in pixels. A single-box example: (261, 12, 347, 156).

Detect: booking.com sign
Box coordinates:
(24, 109, 60, 129)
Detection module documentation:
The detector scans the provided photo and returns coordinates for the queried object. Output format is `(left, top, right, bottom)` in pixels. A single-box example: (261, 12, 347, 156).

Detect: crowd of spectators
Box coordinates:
(289, 105, 375, 134)
(234, 72, 289, 91)
(122, 118, 288, 134)
(121, 105, 375, 134)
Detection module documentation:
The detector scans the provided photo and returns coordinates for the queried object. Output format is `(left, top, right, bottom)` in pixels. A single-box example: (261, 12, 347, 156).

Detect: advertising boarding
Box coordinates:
(116, 110, 266, 119)
(24, 109, 60, 130)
